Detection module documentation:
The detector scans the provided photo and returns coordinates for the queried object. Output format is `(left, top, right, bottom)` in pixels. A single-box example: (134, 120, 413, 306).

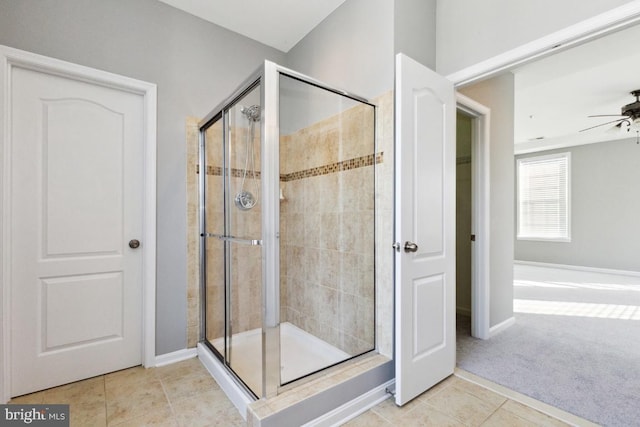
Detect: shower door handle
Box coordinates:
(203, 233, 262, 246)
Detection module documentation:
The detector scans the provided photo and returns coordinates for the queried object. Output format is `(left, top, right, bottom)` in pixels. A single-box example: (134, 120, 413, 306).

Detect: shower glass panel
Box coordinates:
(278, 74, 376, 386)
(199, 62, 376, 400)
(226, 85, 263, 395)
(201, 83, 263, 397)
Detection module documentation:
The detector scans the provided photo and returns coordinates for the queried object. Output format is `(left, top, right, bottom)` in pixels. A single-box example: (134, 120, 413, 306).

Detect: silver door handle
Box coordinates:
(129, 239, 141, 249)
(404, 241, 418, 253)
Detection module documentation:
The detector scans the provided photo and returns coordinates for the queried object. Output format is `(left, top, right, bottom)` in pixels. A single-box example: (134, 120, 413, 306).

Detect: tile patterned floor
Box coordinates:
(10, 358, 569, 426)
(344, 375, 569, 427)
(9, 358, 243, 427)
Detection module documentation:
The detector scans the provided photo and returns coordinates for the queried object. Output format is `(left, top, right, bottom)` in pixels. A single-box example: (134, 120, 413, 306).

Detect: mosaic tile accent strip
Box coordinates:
(280, 152, 383, 182)
(197, 152, 383, 182)
(196, 164, 261, 179)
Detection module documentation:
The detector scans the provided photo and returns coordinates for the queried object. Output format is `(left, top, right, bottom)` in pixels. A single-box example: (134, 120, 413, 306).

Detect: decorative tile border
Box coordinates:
(197, 152, 383, 182)
(198, 165, 261, 179)
(281, 152, 383, 182)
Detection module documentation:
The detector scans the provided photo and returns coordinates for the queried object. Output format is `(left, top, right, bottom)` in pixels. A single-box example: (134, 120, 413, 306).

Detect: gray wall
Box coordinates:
(286, 0, 437, 99)
(515, 139, 640, 272)
(394, 0, 437, 70)
(0, 0, 286, 355)
(436, 0, 637, 75)
(460, 73, 515, 328)
(286, 0, 394, 99)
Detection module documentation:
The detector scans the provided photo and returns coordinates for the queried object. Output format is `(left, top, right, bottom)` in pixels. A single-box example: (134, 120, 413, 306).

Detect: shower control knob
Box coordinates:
(129, 239, 141, 249)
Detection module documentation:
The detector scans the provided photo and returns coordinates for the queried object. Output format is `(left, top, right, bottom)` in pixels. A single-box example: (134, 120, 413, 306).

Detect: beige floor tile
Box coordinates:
(396, 403, 467, 427)
(370, 395, 425, 423)
(105, 366, 157, 394)
(161, 371, 219, 403)
(341, 409, 391, 426)
(447, 377, 508, 408)
(171, 389, 244, 427)
(153, 358, 207, 381)
(106, 383, 170, 426)
(106, 375, 164, 404)
(109, 407, 178, 427)
(44, 376, 105, 405)
(69, 399, 107, 427)
(424, 383, 503, 426)
(481, 407, 540, 427)
(500, 400, 569, 427)
(9, 391, 46, 404)
(413, 374, 457, 403)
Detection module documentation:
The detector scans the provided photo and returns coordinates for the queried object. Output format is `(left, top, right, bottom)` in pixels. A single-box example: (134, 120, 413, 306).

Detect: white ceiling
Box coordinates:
(513, 24, 640, 151)
(156, 0, 347, 52)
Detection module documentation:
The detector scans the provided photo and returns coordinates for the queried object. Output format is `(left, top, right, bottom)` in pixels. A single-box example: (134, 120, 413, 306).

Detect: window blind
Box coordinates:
(517, 153, 570, 241)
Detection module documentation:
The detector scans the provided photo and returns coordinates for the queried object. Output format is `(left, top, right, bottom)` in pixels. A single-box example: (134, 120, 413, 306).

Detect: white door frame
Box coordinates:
(456, 94, 490, 340)
(0, 45, 157, 403)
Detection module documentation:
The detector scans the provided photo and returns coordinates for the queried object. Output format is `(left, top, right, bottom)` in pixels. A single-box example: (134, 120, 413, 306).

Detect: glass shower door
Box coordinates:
(226, 87, 263, 396)
(202, 83, 263, 398)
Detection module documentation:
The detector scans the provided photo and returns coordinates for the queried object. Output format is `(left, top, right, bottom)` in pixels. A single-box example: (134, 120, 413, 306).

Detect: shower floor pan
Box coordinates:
(211, 321, 350, 394)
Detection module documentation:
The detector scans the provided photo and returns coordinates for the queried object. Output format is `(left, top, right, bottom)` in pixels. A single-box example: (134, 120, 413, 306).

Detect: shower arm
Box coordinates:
(202, 232, 262, 246)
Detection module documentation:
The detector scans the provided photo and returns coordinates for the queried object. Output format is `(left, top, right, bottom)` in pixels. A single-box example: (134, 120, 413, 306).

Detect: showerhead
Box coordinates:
(241, 105, 261, 122)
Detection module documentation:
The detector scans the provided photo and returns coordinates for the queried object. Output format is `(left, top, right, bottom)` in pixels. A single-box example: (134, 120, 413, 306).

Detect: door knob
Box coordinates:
(404, 241, 418, 253)
(129, 239, 141, 249)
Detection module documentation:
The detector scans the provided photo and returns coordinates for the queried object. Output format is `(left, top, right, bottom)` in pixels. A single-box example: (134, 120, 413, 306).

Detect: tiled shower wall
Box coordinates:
(279, 103, 377, 355)
(185, 91, 394, 358)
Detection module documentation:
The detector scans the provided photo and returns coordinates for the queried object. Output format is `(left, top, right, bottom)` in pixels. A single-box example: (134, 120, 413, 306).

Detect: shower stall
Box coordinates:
(198, 61, 377, 403)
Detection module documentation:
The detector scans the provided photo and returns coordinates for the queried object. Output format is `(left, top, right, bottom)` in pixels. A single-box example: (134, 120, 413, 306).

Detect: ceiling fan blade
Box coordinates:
(587, 114, 629, 118)
(579, 119, 625, 132)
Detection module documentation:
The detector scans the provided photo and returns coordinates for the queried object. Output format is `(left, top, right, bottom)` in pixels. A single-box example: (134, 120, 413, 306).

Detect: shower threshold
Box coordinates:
(210, 322, 350, 396)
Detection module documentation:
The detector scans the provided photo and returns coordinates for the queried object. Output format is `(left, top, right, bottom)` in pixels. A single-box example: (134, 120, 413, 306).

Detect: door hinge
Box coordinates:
(470, 234, 476, 242)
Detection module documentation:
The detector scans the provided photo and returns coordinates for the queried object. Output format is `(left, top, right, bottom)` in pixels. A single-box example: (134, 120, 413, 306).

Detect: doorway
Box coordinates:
(449, 10, 640, 426)
(456, 95, 491, 340)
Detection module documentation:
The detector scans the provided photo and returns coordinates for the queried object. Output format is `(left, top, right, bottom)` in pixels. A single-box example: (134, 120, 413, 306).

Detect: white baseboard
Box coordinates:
(489, 317, 515, 337)
(303, 379, 395, 427)
(154, 348, 197, 367)
(514, 260, 640, 278)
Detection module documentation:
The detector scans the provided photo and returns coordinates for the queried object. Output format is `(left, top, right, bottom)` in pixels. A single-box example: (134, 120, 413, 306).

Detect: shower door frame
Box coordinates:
(199, 70, 265, 399)
(199, 60, 377, 400)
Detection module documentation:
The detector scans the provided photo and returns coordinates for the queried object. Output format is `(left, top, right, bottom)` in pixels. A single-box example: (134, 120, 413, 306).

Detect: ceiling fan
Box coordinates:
(580, 90, 640, 143)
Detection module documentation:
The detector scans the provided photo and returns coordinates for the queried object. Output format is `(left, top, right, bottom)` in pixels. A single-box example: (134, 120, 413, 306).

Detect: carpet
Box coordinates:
(456, 265, 640, 427)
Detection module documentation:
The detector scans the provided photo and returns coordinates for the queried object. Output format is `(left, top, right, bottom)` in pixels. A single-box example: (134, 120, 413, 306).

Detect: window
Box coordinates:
(517, 152, 570, 241)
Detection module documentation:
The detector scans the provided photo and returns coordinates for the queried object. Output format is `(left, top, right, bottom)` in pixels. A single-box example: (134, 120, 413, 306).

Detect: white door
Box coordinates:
(394, 53, 456, 405)
(10, 65, 144, 397)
